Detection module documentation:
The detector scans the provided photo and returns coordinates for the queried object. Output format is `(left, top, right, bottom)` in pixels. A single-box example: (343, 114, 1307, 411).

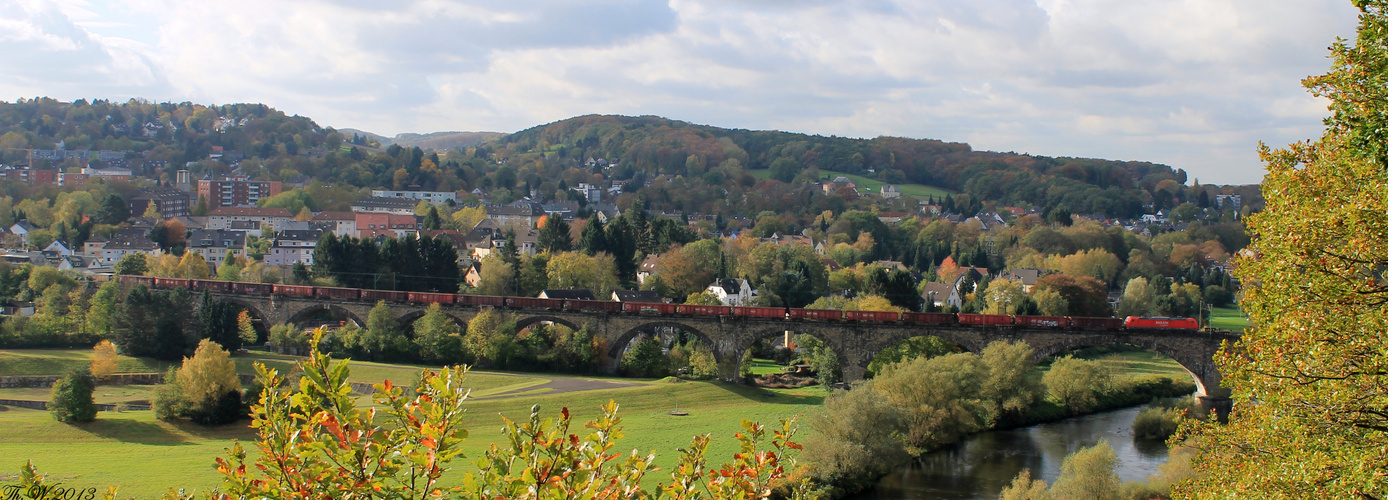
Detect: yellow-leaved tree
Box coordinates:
(1177, 2, 1388, 498)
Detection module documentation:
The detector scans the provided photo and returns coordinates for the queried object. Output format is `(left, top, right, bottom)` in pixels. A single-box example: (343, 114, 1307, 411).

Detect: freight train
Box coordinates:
(119, 276, 1206, 331)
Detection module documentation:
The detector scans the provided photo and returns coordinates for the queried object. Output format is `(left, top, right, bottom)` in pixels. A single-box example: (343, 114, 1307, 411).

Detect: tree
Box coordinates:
(579, 217, 607, 255)
(198, 291, 242, 351)
(536, 215, 573, 253)
(998, 468, 1051, 500)
(1117, 277, 1157, 317)
(685, 290, 722, 305)
(546, 251, 619, 298)
(414, 303, 462, 363)
(1049, 440, 1122, 500)
(982, 278, 1027, 315)
(802, 379, 909, 490)
(1042, 355, 1110, 415)
(365, 300, 407, 361)
(113, 253, 147, 276)
(979, 340, 1040, 424)
(620, 335, 666, 377)
(1030, 286, 1068, 316)
(90, 340, 118, 381)
(237, 310, 258, 346)
(85, 280, 120, 337)
(450, 205, 487, 231)
(153, 339, 243, 426)
(180, 251, 211, 279)
(1177, 5, 1388, 497)
(1034, 274, 1110, 317)
(96, 193, 129, 225)
(48, 368, 97, 422)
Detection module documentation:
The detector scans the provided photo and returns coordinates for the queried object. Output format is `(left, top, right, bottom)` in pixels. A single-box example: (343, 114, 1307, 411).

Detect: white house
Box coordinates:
(706, 278, 753, 306)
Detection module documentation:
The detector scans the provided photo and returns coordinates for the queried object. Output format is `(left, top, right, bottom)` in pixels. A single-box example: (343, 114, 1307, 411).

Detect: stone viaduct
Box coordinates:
(210, 291, 1240, 409)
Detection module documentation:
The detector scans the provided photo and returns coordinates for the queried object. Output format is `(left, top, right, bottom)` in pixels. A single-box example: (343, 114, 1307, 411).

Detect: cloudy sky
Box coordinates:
(0, 0, 1362, 184)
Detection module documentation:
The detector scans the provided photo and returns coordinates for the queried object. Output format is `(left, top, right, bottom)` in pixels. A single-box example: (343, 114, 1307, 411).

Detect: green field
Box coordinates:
(0, 349, 171, 376)
(1209, 305, 1249, 333)
(749, 168, 954, 199)
(0, 346, 1190, 496)
(0, 377, 821, 497)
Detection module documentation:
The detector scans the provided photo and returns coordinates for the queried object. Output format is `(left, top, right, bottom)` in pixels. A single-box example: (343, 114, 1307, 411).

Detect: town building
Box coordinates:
(265, 229, 324, 267)
(197, 177, 283, 209)
(354, 213, 419, 238)
(207, 207, 293, 232)
(706, 278, 754, 306)
(186, 229, 247, 266)
(370, 189, 458, 204)
(129, 189, 193, 217)
(350, 196, 419, 215)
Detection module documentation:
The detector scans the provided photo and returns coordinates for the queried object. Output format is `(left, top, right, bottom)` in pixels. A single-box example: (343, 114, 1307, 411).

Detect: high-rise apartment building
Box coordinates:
(197, 176, 283, 208)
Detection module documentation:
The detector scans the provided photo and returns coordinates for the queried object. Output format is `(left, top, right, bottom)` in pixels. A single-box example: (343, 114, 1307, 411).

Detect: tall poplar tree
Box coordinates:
(1179, 3, 1388, 498)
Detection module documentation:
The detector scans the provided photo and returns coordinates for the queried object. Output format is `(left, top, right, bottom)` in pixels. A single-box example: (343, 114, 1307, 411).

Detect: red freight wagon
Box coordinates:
(361, 290, 409, 302)
(231, 282, 272, 294)
(1070, 317, 1125, 330)
(457, 294, 505, 307)
(272, 284, 315, 297)
(845, 310, 900, 322)
(153, 277, 191, 289)
(677, 304, 732, 316)
(408, 292, 455, 304)
(120, 275, 156, 287)
(315, 287, 360, 300)
(567, 300, 623, 313)
(900, 312, 957, 325)
(623, 302, 676, 314)
(790, 308, 843, 321)
(1015, 315, 1070, 328)
(1123, 316, 1201, 330)
(506, 297, 565, 310)
(189, 279, 231, 292)
(734, 306, 786, 319)
(958, 313, 1014, 326)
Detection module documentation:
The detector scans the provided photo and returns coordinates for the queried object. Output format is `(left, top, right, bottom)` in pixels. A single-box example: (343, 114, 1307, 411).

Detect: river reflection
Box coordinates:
(862, 407, 1169, 500)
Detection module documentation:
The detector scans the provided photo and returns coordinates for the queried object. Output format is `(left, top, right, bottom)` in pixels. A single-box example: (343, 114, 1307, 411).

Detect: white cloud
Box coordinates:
(0, 0, 1363, 184)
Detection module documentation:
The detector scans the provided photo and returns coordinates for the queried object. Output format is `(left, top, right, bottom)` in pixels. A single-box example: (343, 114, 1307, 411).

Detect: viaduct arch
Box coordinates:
(195, 290, 1237, 410)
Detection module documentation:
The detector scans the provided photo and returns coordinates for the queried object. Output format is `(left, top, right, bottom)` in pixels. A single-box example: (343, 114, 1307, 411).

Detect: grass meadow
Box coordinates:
(0, 343, 1190, 496)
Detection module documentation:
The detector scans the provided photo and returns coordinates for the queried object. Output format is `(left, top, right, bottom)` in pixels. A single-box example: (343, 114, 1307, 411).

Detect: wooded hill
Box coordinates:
(0, 98, 1246, 219)
(492, 114, 1200, 218)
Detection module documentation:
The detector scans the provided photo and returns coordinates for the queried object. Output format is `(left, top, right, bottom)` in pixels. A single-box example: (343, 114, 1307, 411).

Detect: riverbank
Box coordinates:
(804, 344, 1197, 499)
(864, 406, 1170, 499)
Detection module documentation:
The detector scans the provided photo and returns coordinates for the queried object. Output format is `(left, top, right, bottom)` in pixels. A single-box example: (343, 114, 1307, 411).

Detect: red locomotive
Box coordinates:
(1123, 316, 1201, 330)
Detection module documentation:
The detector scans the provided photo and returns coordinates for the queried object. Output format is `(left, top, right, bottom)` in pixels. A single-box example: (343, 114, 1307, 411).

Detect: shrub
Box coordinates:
(154, 339, 245, 425)
(619, 336, 666, 378)
(1042, 355, 1111, 415)
(49, 368, 97, 422)
(1132, 405, 1184, 440)
(89, 340, 118, 381)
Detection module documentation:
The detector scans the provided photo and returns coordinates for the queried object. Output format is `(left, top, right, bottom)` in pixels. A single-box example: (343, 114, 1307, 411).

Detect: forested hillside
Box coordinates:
(0, 99, 1256, 221)
(494, 114, 1210, 218)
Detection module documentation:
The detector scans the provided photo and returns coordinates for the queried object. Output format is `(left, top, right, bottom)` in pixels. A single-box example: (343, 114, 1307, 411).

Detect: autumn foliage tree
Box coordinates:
(216, 329, 810, 499)
(89, 340, 118, 381)
(1177, 3, 1388, 498)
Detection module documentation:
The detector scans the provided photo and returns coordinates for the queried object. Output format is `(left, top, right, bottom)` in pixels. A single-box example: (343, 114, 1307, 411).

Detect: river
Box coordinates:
(861, 406, 1168, 499)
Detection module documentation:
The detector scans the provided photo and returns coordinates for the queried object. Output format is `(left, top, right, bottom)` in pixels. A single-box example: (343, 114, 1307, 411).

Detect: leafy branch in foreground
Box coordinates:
(208, 327, 810, 500)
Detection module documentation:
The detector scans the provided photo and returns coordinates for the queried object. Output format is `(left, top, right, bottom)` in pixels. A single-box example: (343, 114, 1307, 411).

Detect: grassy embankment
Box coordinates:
(0, 347, 1191, 496)
(748, 168, 954, 199)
